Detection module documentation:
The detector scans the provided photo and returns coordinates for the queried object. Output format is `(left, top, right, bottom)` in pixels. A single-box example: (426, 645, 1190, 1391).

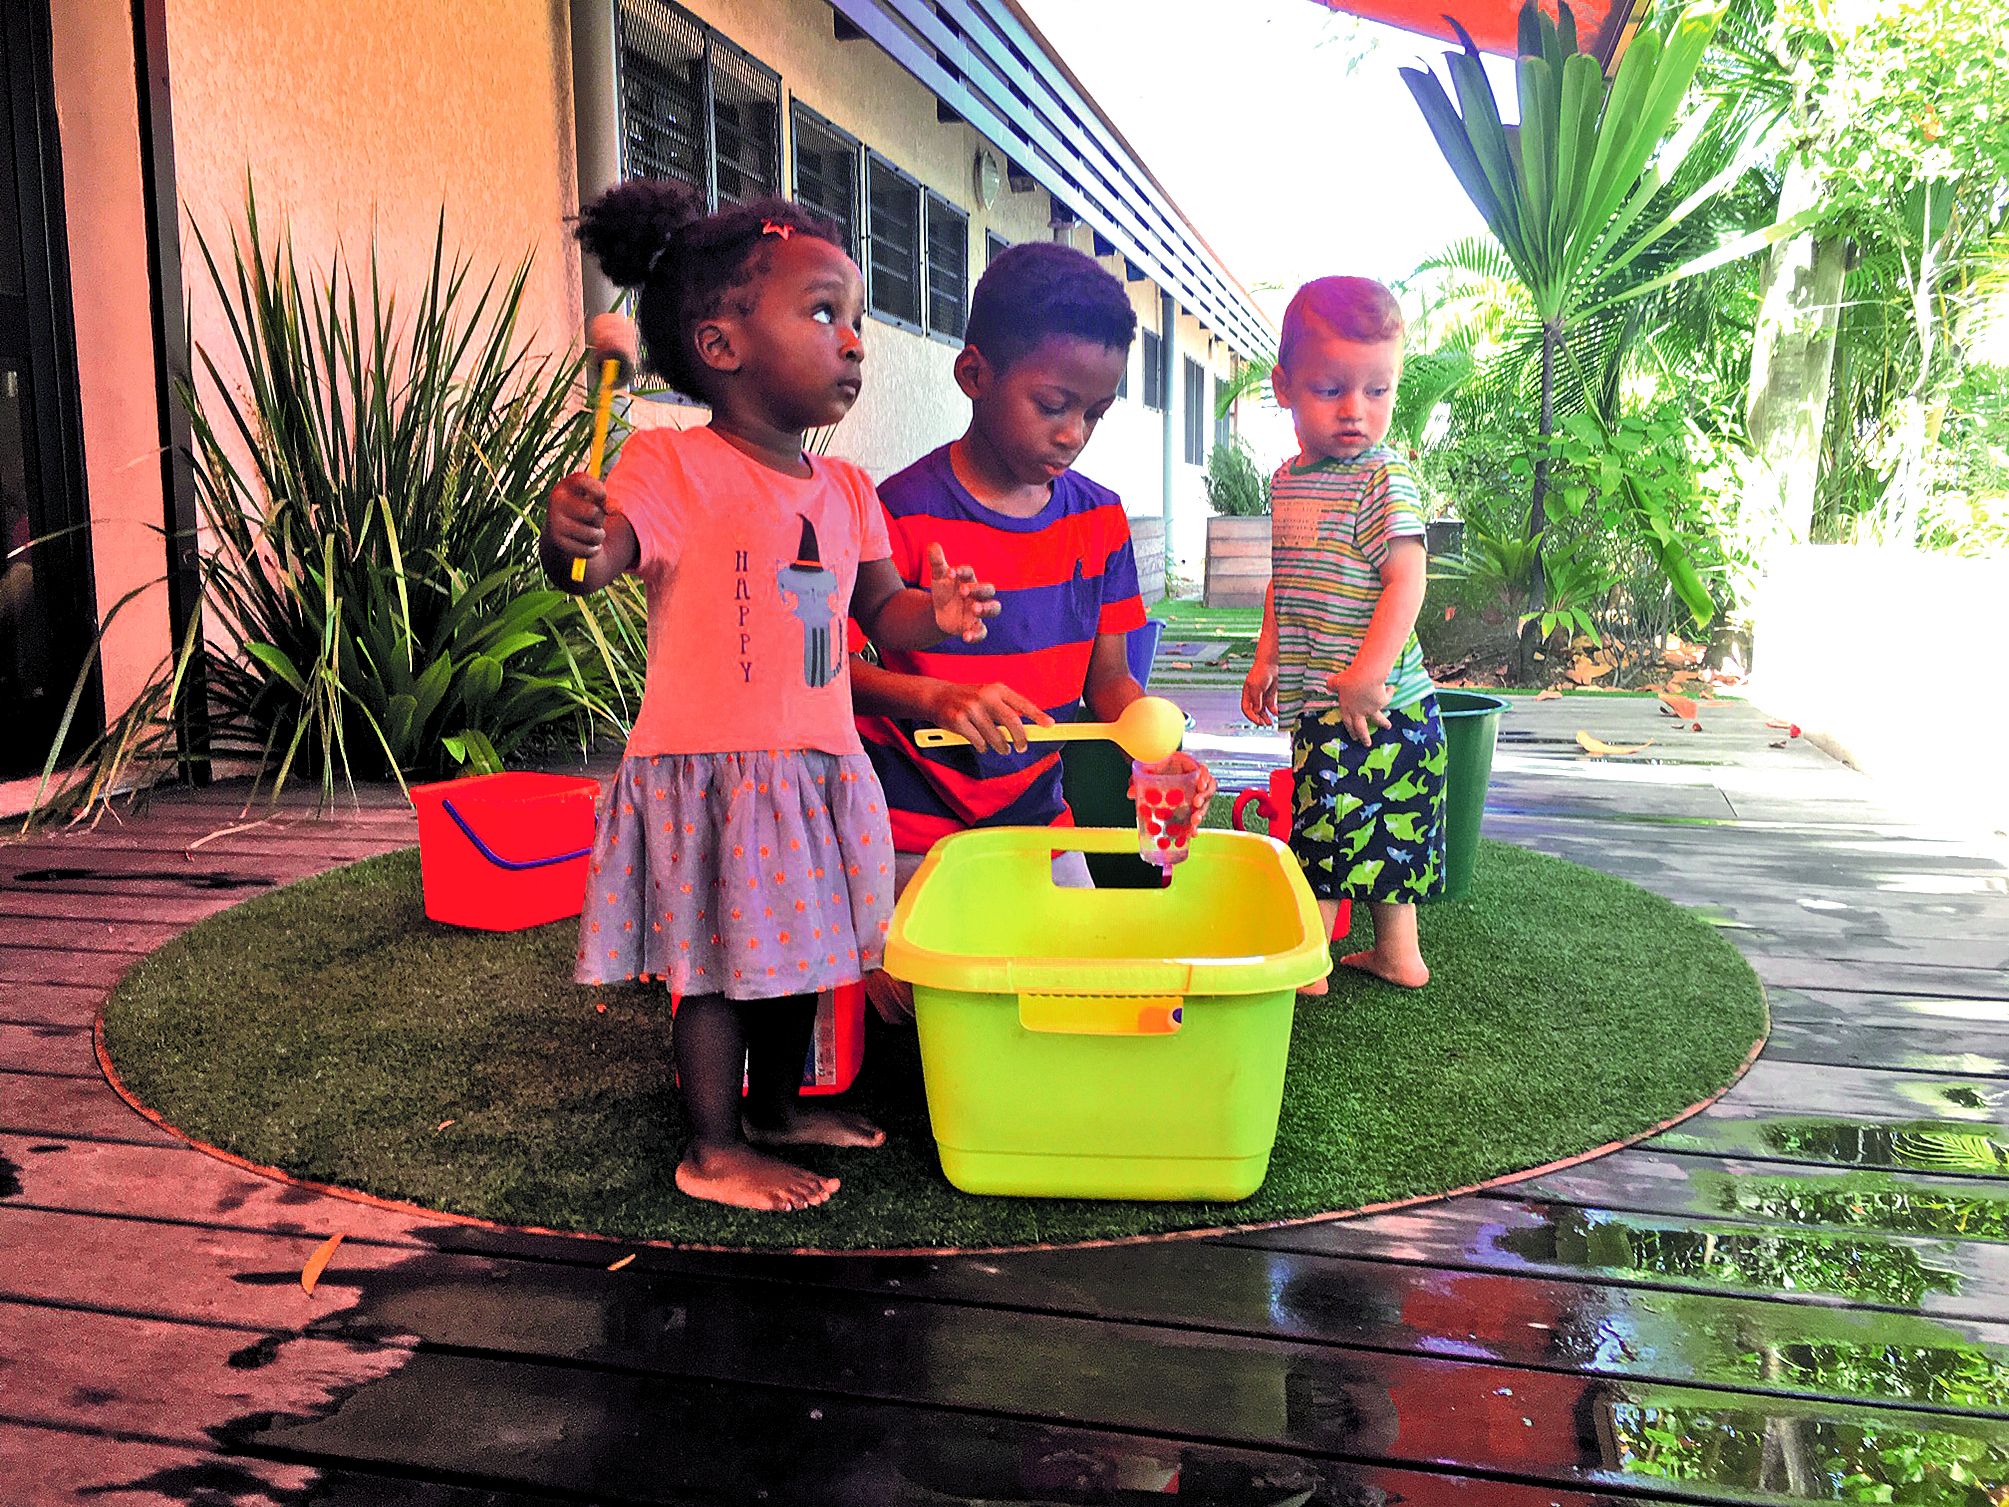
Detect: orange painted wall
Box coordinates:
(164, 0, 582, 365)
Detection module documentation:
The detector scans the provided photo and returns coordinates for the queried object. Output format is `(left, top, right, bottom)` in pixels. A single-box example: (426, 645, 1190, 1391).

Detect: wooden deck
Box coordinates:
(5, 697, 2008, 1504)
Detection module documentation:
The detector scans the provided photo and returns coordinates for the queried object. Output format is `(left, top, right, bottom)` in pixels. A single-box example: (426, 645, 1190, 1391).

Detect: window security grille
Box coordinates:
(867, 153, 922, 328)
(926, 193, 969, 341)
(792, 104, 859, 261)
(618, 0, 778, 209)
(1183, 357, 1205, 464)
(618, 0, 705, 195)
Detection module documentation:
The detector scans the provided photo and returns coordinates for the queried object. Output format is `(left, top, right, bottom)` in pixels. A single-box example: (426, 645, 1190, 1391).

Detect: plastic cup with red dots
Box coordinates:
(1132, 757, 1202, 872)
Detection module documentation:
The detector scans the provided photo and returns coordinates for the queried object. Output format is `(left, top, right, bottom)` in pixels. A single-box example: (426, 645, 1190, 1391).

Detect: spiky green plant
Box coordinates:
(1402, 0, 1812, 646)
(27, 189, 647, 824)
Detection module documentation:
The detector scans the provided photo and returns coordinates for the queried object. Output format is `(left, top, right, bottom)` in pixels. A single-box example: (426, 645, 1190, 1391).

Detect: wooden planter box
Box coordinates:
(1203, 516, 1270, 609)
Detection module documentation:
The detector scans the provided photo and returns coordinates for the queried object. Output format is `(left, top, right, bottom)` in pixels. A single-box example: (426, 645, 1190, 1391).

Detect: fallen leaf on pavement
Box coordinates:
(1576, 731, 1653, 757)
(301, 1232, 345, 1296)
(1657, 692, 1699, 720)
(608, 1253, 637, 1272)
(1535, 687, 1565, 701)
(1769, 738, 1789, 749)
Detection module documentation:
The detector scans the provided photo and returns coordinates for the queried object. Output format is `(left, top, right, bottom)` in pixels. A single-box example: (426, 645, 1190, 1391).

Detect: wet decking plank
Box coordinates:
(1228, 1197, 2009, 1323)
(10, 1191, 2009, 1426)
(0, 1421, 573, 1507)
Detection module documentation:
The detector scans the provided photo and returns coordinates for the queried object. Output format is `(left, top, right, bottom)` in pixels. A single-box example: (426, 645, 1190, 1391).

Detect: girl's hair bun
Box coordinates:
(574, 179, 706, 289)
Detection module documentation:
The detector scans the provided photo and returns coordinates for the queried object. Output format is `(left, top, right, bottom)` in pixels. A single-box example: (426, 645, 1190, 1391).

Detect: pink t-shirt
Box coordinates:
(607, 426, 892, 757)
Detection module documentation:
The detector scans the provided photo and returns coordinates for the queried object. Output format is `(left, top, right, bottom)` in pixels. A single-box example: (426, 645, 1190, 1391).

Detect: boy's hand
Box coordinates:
(1324, 667, 1393, 746)
(1241, 655, 1279, 727)
(546, 473, 608, 562)
(927, 681, 1052, 754)
(926, 543, 1000, 643)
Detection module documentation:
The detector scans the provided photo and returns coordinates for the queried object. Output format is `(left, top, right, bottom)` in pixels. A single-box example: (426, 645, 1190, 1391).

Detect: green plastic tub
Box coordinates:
(1436, 689, 1510, 902)
(883, 826, 1330, 1201)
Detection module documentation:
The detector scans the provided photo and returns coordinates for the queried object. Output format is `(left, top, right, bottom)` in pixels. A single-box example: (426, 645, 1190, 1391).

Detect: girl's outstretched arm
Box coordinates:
(541, 473, 639, 593)
(851, 547, 998, 651)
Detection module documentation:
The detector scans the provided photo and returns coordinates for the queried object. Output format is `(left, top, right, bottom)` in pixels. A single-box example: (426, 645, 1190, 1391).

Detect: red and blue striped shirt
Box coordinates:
(856, 446, 1147, 853)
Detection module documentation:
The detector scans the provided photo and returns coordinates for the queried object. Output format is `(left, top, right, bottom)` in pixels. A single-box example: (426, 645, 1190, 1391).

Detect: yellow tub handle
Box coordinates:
(1018, 994, 1185, 1036)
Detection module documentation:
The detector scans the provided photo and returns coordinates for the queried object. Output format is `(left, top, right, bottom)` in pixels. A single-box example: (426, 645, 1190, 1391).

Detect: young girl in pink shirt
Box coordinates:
(541, 181, 997, 1213)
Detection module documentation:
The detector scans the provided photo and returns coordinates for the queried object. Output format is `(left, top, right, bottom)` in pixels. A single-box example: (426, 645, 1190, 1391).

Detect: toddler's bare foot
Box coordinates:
(675, 1142, 838, 1211)
(745, 1103, 887, 1149)
(1298, 976, 1331, 997)
(1339, 948, 1430, 989)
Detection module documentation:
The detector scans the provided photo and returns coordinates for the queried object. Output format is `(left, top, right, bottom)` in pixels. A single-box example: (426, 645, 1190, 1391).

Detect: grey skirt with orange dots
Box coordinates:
(574, 749, 895, 1001)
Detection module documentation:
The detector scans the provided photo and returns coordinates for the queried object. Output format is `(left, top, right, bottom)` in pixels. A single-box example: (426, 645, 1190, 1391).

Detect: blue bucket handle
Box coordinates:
(439, 797, 592, 871)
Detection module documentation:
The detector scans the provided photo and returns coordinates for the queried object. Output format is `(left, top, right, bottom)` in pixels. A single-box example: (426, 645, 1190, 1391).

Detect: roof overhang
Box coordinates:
(823, 0, 1275, 358)
(1307, 0, 1648, 69)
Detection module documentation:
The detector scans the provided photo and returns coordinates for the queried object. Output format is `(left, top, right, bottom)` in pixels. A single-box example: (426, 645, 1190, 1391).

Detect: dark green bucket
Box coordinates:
(1435, 689, 1510, 902)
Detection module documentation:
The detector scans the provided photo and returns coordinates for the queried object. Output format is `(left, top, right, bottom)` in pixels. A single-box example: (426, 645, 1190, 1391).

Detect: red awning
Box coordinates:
(1307, 0, 1639, 63)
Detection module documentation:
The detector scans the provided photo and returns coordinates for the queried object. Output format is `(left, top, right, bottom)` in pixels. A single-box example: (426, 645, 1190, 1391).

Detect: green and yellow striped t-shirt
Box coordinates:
(1270, 445, 1433, 725)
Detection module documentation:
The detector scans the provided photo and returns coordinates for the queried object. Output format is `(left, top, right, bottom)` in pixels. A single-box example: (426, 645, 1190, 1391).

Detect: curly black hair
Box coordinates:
(962, 241, 1136, 374)
(573, 179, 843, 401)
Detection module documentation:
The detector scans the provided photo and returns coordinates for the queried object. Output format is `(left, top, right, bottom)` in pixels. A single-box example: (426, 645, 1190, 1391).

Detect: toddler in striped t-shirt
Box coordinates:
(1242, 277, 1447, 990)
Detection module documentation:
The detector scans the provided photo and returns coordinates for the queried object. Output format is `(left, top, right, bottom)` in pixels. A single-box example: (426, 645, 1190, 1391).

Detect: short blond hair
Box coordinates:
(1277, 277, 1403, 370)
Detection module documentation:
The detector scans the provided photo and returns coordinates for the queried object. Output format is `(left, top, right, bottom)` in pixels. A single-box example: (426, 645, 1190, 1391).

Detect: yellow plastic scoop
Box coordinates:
(914, 695, 1185, 764)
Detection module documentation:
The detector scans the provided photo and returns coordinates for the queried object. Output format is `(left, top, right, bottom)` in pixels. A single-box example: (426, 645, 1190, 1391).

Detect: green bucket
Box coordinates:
(1435, 689, 1510, 902)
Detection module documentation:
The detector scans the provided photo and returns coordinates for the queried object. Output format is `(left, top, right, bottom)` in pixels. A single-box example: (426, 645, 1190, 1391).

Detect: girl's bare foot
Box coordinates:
(675, 1142, 838, 1211)
(744, 1103, 887, 1149)
(1340, 948, 1430, 988)
(1298, 975, 1331, 997)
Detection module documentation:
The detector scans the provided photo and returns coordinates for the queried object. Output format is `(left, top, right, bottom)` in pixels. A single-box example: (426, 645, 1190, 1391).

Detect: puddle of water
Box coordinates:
(1760, 1120, 2009, 1176)
(1704, 1171, 2009, 1244)
(1498, 1207, 1966, 1308)
(1604, 1387, 2009, 1501)
(1656, 1117, 2009, 1176)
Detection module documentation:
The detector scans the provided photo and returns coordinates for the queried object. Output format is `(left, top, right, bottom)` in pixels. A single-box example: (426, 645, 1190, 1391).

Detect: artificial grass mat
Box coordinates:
(102, 833, 1765, 1251)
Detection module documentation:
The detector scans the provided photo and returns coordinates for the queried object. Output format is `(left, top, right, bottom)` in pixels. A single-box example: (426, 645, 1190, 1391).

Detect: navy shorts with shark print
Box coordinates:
(1288, 694, 1448, 904)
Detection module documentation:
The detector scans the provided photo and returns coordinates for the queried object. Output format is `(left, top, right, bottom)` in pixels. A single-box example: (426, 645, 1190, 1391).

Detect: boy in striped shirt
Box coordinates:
(1242, 277, 1446, 990)
(853, 243, 1214, 1021)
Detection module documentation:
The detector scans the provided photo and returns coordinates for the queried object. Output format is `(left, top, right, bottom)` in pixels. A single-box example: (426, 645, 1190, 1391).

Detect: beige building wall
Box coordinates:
(165, 0, 582, 364)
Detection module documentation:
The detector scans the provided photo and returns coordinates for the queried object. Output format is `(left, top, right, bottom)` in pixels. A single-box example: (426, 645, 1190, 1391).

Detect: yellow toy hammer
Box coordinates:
(571, 313, 639, 582)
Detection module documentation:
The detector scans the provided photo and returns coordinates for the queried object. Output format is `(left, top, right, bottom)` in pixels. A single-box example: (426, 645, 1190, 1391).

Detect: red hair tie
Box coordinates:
(760, 219, 796, 241)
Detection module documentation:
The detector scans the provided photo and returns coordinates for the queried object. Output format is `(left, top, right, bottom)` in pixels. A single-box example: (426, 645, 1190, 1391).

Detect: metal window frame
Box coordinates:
(614, 0, 779, 211)
(864, 149, 924, 334)
(705, 27, 781, 205)
(790, 99, 862, 262)
(1140, 328, 1164, 413)
(922, 188, 968, 346)
(984, 228, 1009, 266)
(1182, 355, 1205, 466)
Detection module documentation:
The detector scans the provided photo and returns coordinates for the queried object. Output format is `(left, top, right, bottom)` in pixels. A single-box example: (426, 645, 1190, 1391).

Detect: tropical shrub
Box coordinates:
(1204, 439, 1272, 516)
(29, 191, 648, 821)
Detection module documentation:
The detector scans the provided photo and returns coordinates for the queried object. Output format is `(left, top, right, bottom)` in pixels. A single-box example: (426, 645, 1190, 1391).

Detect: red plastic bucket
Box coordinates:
(410, 772, 600, 931)
(803, 982, 866, 1096)
(1233, 767, 1351, 939)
